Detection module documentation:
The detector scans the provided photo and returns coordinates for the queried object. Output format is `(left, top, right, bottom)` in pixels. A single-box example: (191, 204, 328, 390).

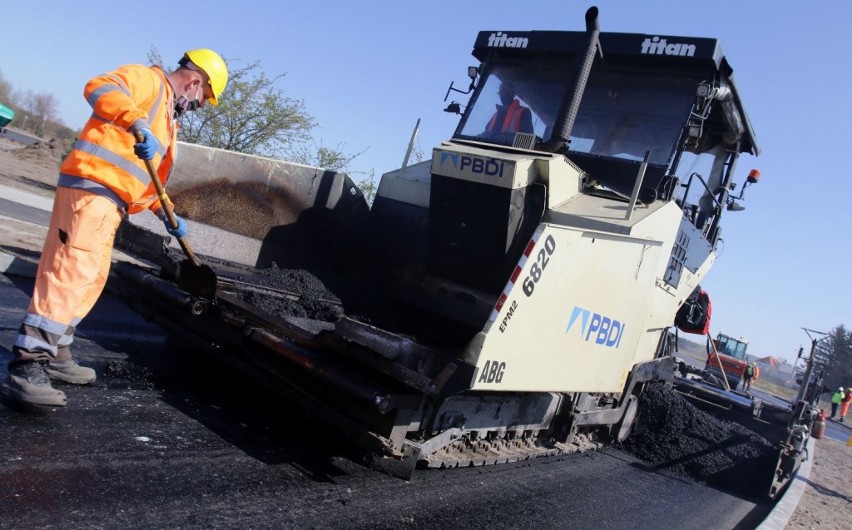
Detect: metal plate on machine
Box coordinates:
(431, 145, 535, 190)
(470, 223, 663, 393)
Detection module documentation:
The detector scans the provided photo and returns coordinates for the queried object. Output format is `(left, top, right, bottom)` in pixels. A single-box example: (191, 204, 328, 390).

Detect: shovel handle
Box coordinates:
(134, 130, 201, 267)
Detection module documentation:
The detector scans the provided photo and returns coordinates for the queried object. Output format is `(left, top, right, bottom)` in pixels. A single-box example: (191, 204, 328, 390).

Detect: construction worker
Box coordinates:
(740, 361, 760, 391)
(839, 387, 852, 423)
(486, 80, 534, 136)
(0, 49, 228, 407)
(830, 387, 845, 419)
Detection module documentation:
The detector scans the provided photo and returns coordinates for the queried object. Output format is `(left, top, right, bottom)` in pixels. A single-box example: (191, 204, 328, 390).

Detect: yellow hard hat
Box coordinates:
(183, 48, 228, 106)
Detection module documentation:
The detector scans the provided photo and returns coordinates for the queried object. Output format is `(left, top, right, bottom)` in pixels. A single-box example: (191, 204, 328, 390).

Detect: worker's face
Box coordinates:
(174, 78, 207, 118)
(194, 74, 216, 108)
(498, 83, 515, 106)
(186, 78, 206, 110)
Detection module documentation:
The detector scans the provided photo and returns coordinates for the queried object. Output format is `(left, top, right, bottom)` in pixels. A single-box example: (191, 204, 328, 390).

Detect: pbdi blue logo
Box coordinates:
(439, 152, 459, 168)
(440, 152, 505, 177)
(565, 306, 626, 348)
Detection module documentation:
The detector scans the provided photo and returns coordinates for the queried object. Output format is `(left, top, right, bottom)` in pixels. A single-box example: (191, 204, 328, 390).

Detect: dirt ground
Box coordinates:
(2, 133, 851, 528)
(0, 135, 68, 197)
(786, 433, 852, 529)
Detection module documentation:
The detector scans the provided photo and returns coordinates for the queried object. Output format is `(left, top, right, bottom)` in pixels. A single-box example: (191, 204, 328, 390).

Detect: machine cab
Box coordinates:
(454, 62, 693, 186)
(715, 333, 749, 361)
(707, 332, 750, 385)
(446, 29, 759, 225)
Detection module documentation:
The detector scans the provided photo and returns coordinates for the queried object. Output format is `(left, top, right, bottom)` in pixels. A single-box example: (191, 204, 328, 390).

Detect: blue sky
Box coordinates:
(3, 1, 851, 366)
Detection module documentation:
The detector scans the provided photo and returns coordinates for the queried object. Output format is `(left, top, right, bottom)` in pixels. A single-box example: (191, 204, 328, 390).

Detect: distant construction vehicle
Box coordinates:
(0, 102, 14, 133)
(705, 332, 750, 389)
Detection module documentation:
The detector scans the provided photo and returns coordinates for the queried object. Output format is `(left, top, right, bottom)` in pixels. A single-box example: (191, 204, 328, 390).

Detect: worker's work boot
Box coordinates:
(1, 361, 67, 406)
(44, 359, 96, 385)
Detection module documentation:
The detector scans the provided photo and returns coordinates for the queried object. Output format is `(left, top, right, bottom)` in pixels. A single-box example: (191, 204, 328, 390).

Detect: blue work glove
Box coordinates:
(163, 213, 188, 239)
(133, 128, 157, 160)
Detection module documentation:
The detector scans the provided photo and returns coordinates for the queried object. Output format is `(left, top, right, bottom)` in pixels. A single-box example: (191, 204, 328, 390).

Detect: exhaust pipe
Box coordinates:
(542, 6, 602, 153)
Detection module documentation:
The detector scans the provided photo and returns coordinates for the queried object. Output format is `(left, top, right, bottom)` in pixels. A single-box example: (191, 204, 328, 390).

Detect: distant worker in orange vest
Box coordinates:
(742, 361, 760, 391)
(839, 387, 852, 423)
(486, 80, 534, 136)
(1, 49, 229, 407)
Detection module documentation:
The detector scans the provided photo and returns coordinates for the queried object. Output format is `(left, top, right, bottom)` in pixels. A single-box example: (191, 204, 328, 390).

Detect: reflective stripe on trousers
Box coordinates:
(12, 187, 123, 363)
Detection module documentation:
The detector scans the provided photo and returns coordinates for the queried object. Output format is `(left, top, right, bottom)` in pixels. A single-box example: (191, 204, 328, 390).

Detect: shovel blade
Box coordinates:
(177, 259, 218, 298)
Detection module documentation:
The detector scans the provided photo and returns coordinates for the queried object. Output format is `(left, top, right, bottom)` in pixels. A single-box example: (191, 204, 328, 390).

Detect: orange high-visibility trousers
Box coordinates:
(13, 187, 123, 363)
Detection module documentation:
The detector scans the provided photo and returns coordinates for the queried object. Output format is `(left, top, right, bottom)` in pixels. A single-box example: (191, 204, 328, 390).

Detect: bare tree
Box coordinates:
(146, 46, 165, 69)
(355, 169, 378, 206)
(287, 140, 369, 171)
(0, 71, 16, 106)
(288, 140, 377, 204)
(24, 91, 60, 136)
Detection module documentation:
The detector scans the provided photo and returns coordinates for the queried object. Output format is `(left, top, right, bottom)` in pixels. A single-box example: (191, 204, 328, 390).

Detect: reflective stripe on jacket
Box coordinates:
(488, 99, 526, 133)
(59, 64, 177, 214)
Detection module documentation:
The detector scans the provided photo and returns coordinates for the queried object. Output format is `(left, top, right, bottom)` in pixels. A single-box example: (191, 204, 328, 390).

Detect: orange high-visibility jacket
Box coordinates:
(488, 99, 526, 133)
(58, 64, 178, 214)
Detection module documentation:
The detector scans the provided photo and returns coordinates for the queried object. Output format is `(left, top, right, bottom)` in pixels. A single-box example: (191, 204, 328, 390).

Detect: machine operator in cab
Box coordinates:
(485, 80, 534, 136)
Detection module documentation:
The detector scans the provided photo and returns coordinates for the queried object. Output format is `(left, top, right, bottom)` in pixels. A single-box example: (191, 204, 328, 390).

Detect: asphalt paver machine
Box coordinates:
(112, 7, 765, 479)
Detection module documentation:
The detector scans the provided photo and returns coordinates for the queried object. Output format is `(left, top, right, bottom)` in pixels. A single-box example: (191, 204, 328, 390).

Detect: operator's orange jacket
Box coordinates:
(58, 64, 178, 214)
(488, 99, 527, 133)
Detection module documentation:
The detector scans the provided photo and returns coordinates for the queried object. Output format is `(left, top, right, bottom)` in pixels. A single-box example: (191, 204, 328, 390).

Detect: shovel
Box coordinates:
(135, 131, 217, 298)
